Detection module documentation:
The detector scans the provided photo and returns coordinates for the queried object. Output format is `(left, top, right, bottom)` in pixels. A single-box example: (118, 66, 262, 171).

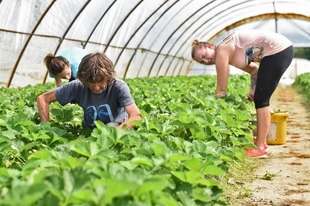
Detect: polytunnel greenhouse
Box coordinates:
(1, 0, 310, 87)
(1, 0, 310, 205)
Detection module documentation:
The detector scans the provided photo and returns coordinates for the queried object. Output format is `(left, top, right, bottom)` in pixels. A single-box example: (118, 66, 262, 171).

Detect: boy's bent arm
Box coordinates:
(117, 103, 142, 130)
(37, 89, 58, 122)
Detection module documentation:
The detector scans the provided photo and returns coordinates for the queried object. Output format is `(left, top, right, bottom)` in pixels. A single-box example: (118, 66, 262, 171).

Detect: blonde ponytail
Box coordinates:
(191, 39, 200, 48)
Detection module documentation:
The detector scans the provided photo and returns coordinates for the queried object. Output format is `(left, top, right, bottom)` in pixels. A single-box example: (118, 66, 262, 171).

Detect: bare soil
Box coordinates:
(236, 86, 310, 206)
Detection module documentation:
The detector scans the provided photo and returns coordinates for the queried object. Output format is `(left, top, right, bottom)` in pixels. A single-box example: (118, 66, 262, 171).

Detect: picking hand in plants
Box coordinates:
(44, 47, 89, 88)
(191, 29, 294, 157)
(38, 52, 142, 130)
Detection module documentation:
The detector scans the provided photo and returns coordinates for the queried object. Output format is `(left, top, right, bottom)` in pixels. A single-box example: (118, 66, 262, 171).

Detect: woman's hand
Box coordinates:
(248, 89, 254, 101)
(215, 90, 226, 99)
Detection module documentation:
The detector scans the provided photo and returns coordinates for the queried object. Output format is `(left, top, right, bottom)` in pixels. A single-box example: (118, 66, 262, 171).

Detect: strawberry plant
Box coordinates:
(0, 75, 256, 205)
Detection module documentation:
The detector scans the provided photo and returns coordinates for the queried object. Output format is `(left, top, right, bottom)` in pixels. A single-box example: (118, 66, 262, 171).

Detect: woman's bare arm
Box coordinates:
(214, 42, 235, 98)
(55, 76, 63, 88)
(241, 62, 259, 99)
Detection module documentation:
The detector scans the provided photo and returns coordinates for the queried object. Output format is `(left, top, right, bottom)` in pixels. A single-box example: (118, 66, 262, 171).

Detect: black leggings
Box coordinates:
(254, 45, 294, 109)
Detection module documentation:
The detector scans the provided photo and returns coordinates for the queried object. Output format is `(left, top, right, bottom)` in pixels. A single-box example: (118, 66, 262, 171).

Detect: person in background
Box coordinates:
(191, 29, 293, 157)
(44, 47, 89, 87)
(37, 52, 142, 130)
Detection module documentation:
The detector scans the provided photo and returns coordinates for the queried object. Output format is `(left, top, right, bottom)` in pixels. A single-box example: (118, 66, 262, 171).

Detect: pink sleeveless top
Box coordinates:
(216, 30, 292, 68)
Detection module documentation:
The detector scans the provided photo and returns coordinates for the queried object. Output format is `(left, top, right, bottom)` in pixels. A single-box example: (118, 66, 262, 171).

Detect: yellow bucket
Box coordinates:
(266, 112, 289, 145)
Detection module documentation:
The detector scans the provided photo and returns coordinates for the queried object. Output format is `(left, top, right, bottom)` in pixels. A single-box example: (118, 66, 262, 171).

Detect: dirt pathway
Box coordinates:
(239, 86, 310, 205)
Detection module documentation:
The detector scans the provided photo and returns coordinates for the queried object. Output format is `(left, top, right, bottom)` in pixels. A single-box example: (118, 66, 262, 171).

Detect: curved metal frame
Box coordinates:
(43, 0, 91, 84)
(83, 0, 117, 49)
(170, 0, 251, 76)
(103, 0, 143, 53)
(149, 0, 217, 77)
(6, 1, 56, 87)
(136, 0, 194, 78)
(161, 0, 231, 77)
(122, 0, 179, 79)
(113, 1, 168, 74)
(3, 0, 310, 87)
(157, 0, 259, 77)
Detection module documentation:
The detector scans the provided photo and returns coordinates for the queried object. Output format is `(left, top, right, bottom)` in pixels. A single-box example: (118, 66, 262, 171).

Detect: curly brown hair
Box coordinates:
(77, 53, 115, 86)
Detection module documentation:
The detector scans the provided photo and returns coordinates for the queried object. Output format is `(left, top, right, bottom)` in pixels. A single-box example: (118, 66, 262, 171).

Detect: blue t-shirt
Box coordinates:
(49, 47, 89, 79)
(55, 79, 135, 129)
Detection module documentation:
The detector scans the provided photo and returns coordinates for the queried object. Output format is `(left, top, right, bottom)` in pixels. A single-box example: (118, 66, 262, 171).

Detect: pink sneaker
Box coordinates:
(254, 140, 268, 152)
(244, 147, 267, 158)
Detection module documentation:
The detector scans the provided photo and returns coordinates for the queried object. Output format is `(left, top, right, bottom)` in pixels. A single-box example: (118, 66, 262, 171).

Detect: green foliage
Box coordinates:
(0, 75, 256, 205)
(293, 72, 310, 102)
(259, 170, 282, 181)
(294, 47, 310, 61)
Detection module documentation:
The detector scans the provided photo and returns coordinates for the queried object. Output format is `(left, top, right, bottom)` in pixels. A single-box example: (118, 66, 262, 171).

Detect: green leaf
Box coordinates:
(236, 110, 251, 120)
(36, 193, 60, 206)
(190, 92, 206, 106)
(0, 131, 16, 140)
(202, 165, 225, 176)
(131, 156, 153, 167)
(2, 183, 47, 206)
(205, 114, 216, 125)
(94, 149, 118, 161)
(119, 161, 138, 170)
(230, 136, 242, 146)
(62, 167, 91, 201)
(0, 118, 8, 127)
(154, 191, 180, 206)
(70, 141, 100, 158)
(103, 179, 137, 204)
(0, 141, 13, 153)
(169, 153, 191, 163)
(95, 133, 114, 149)
(128, 134, 143, 148)
(191, 177, 220, 187)
(28, 150, 53, 160)
(184, 158, 204, 172)
(51, 127, 67, 137)
(152, 155, 166, 166)
(0, 168, 22, 178)
(171, 171, 202, 182)
(58, 157, 87, 169)
(11, 139, 25, 153)
(191, 187, 212, 202)
(168, 136, 185, 150)
(21, 142, 39, 152)
(95, 122, 118, 144)
(192, 140, 206, 153)
(154, 142, 169, 156)
(220, 153, 234, 162)
(137, 176, 174, 196)
(72, 188, 96, 202)
(205, 140, 218, 151)
(231, 147, 245, 161)
(190, 128, 206, 139)
(10, 113, 30, 126)
(177, 191, 196, 206)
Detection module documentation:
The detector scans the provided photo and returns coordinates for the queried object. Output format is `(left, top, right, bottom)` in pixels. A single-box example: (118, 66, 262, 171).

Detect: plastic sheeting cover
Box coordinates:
(0, 0, 309, 87)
